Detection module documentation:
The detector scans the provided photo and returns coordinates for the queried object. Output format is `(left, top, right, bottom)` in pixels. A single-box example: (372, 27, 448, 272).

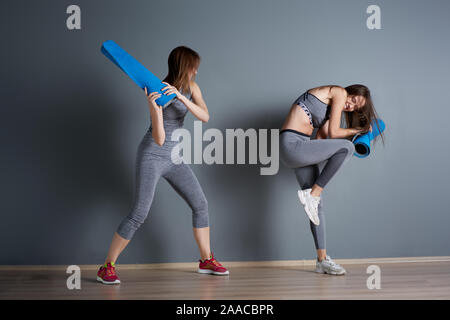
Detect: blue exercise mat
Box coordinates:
(352, 118, 386, 158)
(101, 40, 176, 108)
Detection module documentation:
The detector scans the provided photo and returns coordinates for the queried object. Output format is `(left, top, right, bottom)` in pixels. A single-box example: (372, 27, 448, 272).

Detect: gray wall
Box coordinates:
(1, 0, 449, 265)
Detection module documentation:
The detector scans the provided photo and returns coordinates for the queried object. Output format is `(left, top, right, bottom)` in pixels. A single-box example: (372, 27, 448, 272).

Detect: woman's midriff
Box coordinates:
(281, 103, 314, 136)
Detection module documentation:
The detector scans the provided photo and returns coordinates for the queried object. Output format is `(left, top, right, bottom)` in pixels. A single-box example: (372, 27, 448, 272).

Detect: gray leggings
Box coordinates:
(279, 129, 355, 249)
(116, 132, 209, 240)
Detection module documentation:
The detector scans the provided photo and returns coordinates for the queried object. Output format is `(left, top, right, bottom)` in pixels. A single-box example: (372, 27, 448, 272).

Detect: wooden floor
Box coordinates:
(1, 260, 450, 299)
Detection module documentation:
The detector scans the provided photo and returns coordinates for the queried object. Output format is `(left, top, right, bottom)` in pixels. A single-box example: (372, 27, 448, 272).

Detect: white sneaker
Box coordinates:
(297, 188, 320, 225)
(315, 255, 347, 275)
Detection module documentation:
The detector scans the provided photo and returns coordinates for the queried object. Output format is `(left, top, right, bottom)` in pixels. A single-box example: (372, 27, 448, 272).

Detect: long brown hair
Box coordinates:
(162, 46, 200, 95)
(343, 84, 385, 146)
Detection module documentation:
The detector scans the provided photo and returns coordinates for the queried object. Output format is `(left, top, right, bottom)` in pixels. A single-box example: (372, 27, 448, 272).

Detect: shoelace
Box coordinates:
(310, 195, 320, 207)
(210, 259, 223, 267)
(325, 256, 342, 269)
(105, 265, 115, 276)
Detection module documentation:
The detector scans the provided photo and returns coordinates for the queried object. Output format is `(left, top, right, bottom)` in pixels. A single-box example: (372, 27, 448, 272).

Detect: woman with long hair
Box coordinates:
(279, 84, 385, 275)
(97, 46, 229, 284)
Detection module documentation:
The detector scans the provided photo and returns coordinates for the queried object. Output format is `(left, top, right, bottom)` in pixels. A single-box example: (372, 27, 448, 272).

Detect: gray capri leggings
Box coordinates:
(116, 130, 209, 240)
(279, 129, 355, 249)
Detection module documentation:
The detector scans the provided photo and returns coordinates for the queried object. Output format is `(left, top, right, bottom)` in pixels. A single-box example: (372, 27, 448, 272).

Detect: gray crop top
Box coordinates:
(293, 91, 331, 128)
(149, 89, 192, 135)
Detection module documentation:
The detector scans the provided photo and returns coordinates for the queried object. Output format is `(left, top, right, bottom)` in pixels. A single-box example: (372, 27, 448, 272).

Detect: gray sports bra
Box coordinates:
(149, 89, 192, 136)
(293, 91, 331, 128)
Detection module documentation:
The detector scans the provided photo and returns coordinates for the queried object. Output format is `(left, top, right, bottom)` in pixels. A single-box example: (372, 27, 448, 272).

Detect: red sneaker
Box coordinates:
(198, 253, 229, 275)
(97, 262, 121, 284)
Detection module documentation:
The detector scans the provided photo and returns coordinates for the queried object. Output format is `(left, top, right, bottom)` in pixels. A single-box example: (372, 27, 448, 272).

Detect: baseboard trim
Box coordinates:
(1, 256, 449, 271)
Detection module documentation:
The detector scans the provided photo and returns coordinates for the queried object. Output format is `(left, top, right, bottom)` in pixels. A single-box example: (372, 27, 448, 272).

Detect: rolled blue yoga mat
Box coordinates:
(101, 40, 176, 108)
(352, 118, 386, 158)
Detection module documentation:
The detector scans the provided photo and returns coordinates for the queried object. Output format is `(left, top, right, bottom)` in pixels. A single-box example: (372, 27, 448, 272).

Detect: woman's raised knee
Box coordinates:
(344, 140, 355, 155)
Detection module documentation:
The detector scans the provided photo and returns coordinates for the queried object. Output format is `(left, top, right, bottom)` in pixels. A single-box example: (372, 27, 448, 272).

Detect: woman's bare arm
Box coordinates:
(177, 81, 209, 122)
(145, 88, 165, 146)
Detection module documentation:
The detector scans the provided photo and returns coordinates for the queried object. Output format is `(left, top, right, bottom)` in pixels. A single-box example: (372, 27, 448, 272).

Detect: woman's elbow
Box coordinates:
(157, 136, 166, 146)
(153, 134, 165, 146)
(202, 114, 210, 123)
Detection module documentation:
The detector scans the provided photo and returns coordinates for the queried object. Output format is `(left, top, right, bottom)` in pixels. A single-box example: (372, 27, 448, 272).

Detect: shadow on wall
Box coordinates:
(2, 90, 311, 264)
(0, 83, 169, 264)
(202, 104, 300, 261)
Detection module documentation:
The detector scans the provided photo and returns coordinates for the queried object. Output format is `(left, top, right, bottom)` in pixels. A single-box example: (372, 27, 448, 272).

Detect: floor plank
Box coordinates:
(1, 262, 449, 299)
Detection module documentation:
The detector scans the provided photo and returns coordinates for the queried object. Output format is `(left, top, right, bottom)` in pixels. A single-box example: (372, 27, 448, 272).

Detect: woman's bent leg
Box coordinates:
(294, 164, 326, 252)
(104, 232, 130, 265)
(115, 150, 163, 244)
(193, 227, 211, 261)
(282, 135, 355, 189)
(314, 140, 354, 188)
(163, 161, 210, 260)
(163, 162, 209, 229)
